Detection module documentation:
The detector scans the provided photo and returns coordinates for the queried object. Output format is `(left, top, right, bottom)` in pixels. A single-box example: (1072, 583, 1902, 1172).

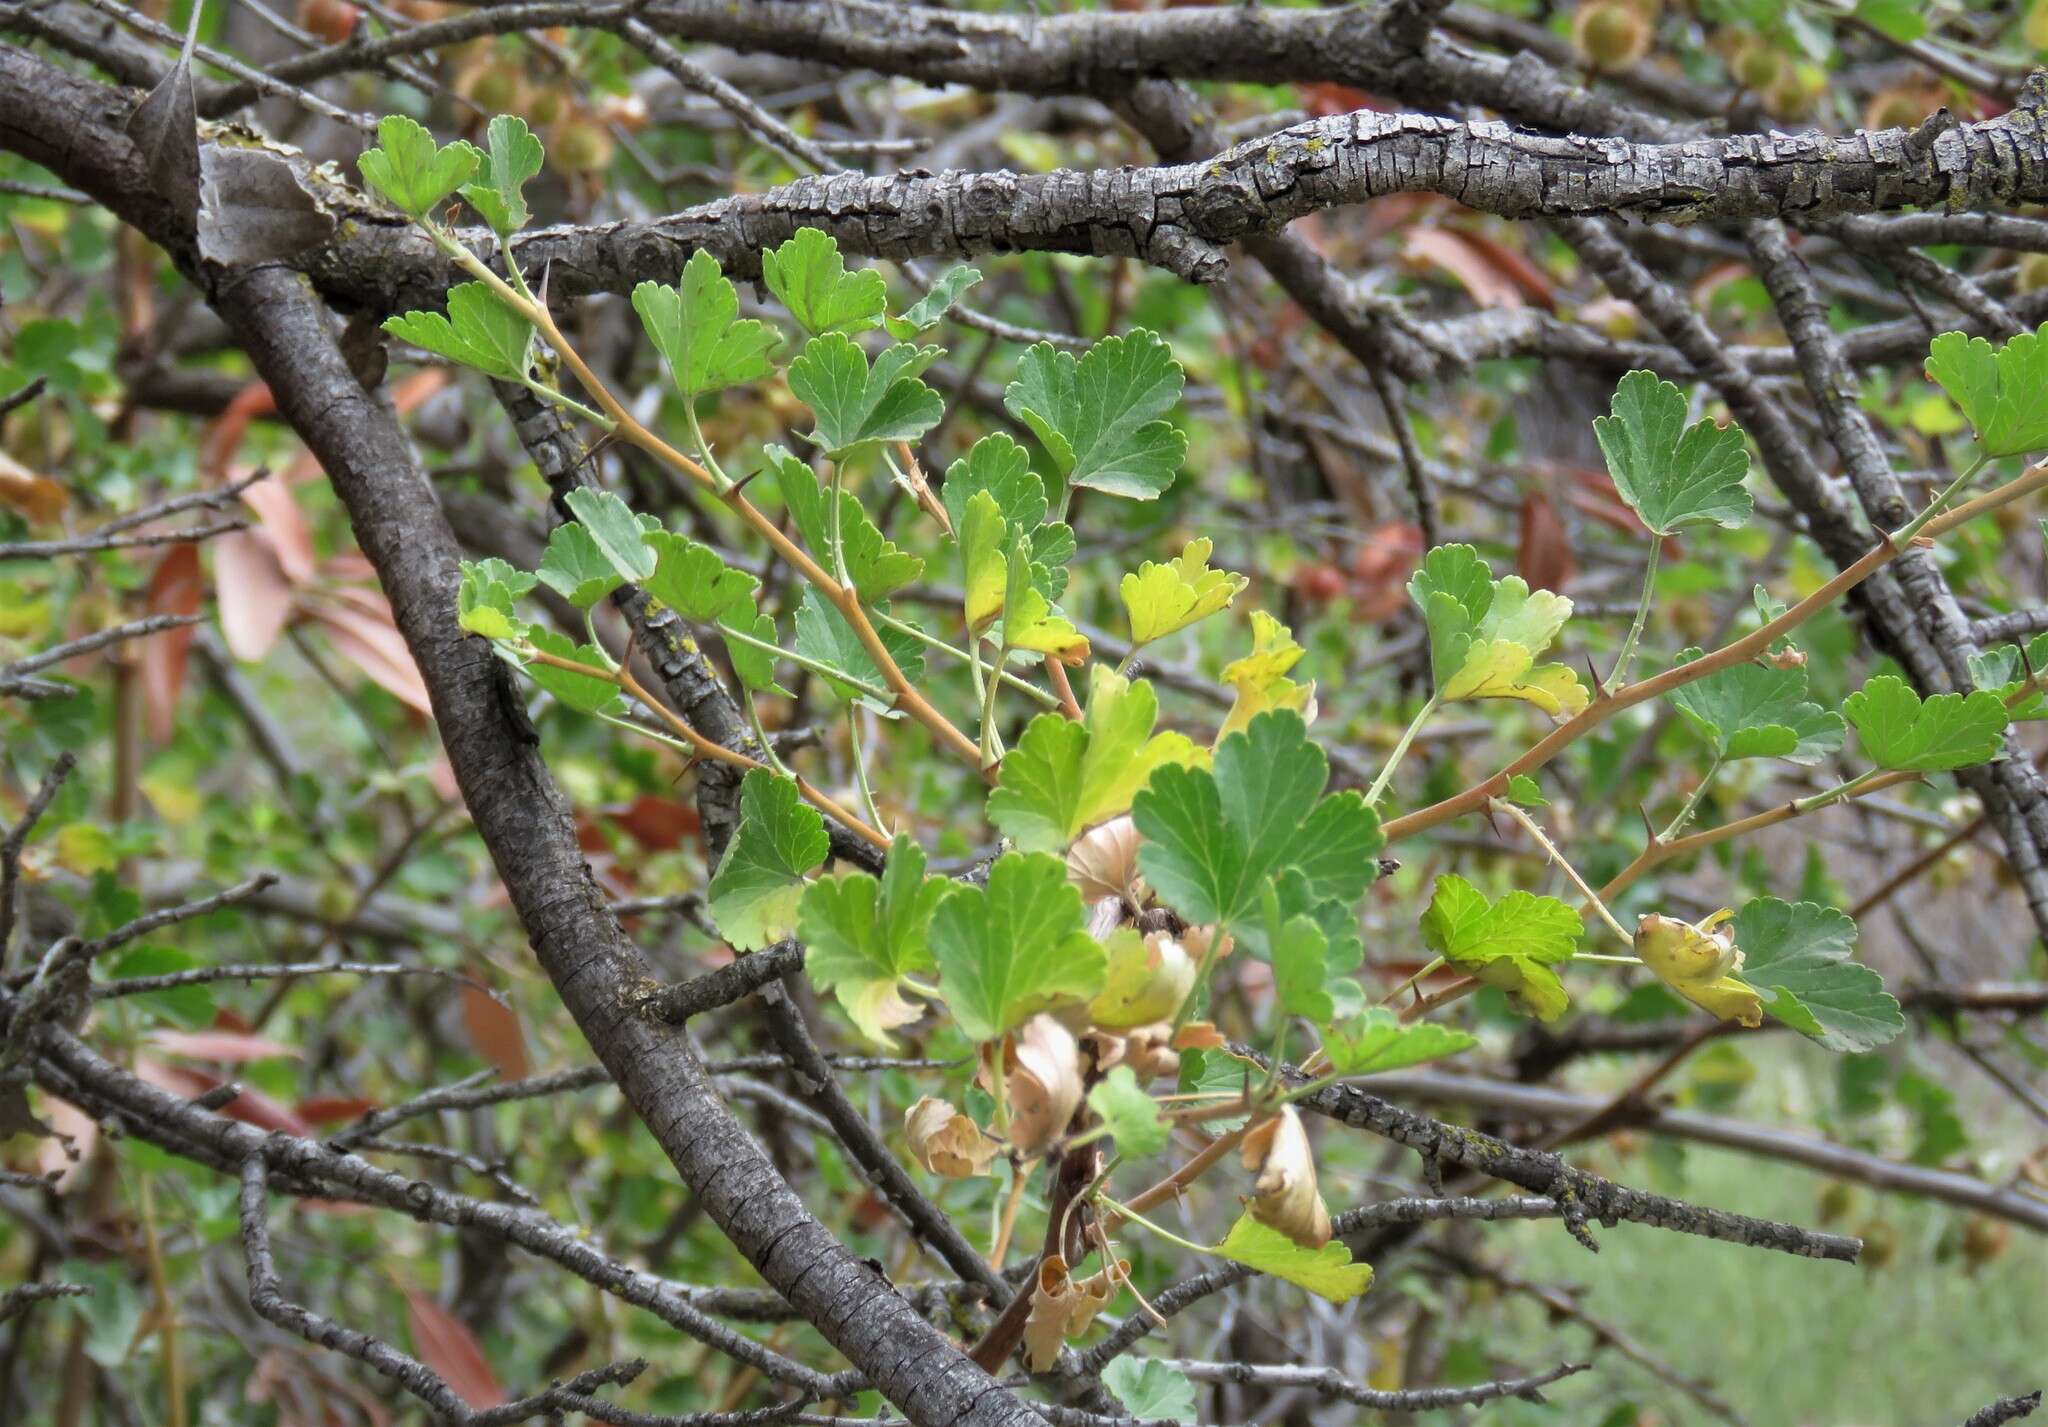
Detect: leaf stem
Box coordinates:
(1095, 1194, 1213, 1258)
(1604, 533, 1662, 694)
(1658, 753, 1721, 843)
(1491, 797, 1633, 947)
(873, 610, 1059, 708)
(847, 706, 888, 837)
(1365, 692, 1440, 807)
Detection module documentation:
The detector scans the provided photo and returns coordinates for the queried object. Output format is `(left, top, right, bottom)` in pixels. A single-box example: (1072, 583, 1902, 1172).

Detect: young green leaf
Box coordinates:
(1220, 610, 1315, 738)
(771, 447, 921, 601)
(1407, 545, 1588, 719)
(1004, 331, 1186, 499)
(1592, 369, 1753, 534)
(787, 335, 944, 459)
(1504, 773, 1546, 807)
(1320, 1008, 1478, 1076)
(1087, 1065, 1169, 1157)
(642, 530, 782, 693)
(1967, 632, 2048, 720)
(958, 489, 1010, 635)
(562, 487, 657, 583)
(761, 228, 887, 337)
(1668, 647, 1846, 765)
(1212, 1214, 1373, 1304)
(458, 115, 544, 236)
(384, 282, 534, 383)
(988, 669, 1202, 853)
(1418, 873, 1581, 1023)
(707, 769, 830, 951)
(887, 265, 982, 339)
(962, 505, 1088, 663)
(523, 627, 619, 714)
(798, 834, 946, 1046)
(457, 558, 534, 641)
(1132, 710, 1382, 928)
(942, 432, 1048, 534)
(1121, 537, 1248, 647)
(1089, 928, 1198, 1030)
(790, 590, 924, 713)
(1269, 911, 1335, 1027)
(928, 851, 1106, 1043)
(357, 114, 479, 218)
(110, 946, 215, 1030)
(1925, 322, 2048, 457)
(1099, 1359, 1196, 1425)
(536, 521, 622, 610)
(1734, 898, 1902, 1052)
(632, 252, 780, 403)
(1843, 674, 2007, 772)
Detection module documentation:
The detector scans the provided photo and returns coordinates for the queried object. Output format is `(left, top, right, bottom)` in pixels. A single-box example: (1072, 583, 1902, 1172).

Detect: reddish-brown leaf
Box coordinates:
(1347, 521, 1425, 623)
(1441, 228, 1556, 309)
(0, 450, 68, 523)
(404, 1291, 506, 1409)
(150, 1028, 300, 1062)
(202, 382, 277, 477)
(460, 984, 528, 1080)
(1516, 490, 1576, 593)
(1402, 227, 1525, 310)
(33, 1094, 99, 1189)
(241, 474, 317, 583)
(135, 1058, 313, 1136)
(608, 794, 702, 852)
(142, 543, 204, 744)
(302, 597, 434, 716)
(213, 527, 296, 662)
(293, 1095, 379, 1125)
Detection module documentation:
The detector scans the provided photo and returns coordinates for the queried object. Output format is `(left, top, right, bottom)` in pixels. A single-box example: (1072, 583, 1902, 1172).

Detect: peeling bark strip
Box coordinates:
(200, 265, 1042, 1427)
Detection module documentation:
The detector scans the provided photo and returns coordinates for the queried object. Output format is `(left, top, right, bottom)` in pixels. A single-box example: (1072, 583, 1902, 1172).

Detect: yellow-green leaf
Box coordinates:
(1212, 1214, 1373, 1304)
(1121, 537, 1247, 647)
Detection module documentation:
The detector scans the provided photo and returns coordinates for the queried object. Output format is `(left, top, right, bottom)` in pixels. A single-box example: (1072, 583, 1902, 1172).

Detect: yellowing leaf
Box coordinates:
(904, 1097, 998, 1178)
(1239, 1105, 1330, 1248)
(1121, 537, 1247, 647)
(1090, 928, 1197, 1029)
(1220, 610, 1316, 738)
(1409, 545, 1588, 720)
(1213, 1214, 1373, 1304)
(1634, 910, 1763, 1028)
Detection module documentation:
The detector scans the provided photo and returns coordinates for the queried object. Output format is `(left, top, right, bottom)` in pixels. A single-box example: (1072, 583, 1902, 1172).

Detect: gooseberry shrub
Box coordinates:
(364, 113, 2047, 1400)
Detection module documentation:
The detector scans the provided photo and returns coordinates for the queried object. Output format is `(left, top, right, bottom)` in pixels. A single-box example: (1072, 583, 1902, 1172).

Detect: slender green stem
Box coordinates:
(873, 611, 1059, 708)
(1605, 533, 1663, 694)
(1795, 768, 1881, 815)
(827, 461, 852, 587)
(1096, 1195, 1212, 1257)
(1570, 952, 1645, 967)
(582, 610, 614, 668)
(592, 710, 699, 760)
(1113, 645, 1142, 679)
(1895, 449, 1991, 542)
(848, 707, 888, 838)
(1491, 798, 1634, 946)
(717, 623, 892, 704)
(1366, 692, 1441, 807)
(520, 377, 612, 430)
(899, 976, 941, 999)
(1659, 754, 1722, 843)
(682, 404, 733, 491)
(1374, 956, 1443, 1009)
(978, 638, 1010, 768)
(746, 699, 791, 776)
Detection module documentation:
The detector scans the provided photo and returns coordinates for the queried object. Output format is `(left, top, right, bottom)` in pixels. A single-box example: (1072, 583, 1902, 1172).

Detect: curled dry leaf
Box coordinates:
(1067, 815, 1146, 905)
(0, 449, 67, 523)
(1173, 1021, 1227, 1052)
(1081, 1021, 1179, 1082)
(1634, 909, 1764, 1028)
(1240, 1105, 1332, 1249)
(1181, 923, 1233, 967)
(904, 1096, 998, 1178)
(1021, 1253, 1126, 1372)
(1004, 1013, 1083, 1158)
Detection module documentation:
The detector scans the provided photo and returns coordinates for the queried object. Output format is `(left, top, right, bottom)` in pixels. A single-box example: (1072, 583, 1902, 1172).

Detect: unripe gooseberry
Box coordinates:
(1573, 2, 1653, 73)
(2015, 252, 2048, 293)
(549, 119, 615, 176)
(1735, 45, 1788, 94)
(1961, 1215, 2010, 1270)
(1856, 1217, 1900, 1268)
(459, 62, 526, 116)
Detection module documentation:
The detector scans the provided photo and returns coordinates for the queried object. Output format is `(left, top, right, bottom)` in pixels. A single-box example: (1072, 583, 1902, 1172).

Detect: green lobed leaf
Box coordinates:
(1418, 874, 1581, 1023)
(383, 282, 533, 383)
(787, 334, 944, 459)
(642, 529, 782, 693)
(1087, 1065, 1169, 1158)
(1212, 1214, 1373, 1304)
(1592, 369, 1753, 535)
(1132, 710, 1382, 928)
(928, 851, 1106, 1043)
(110, 946, 215, 1030)
(1099, 1359, 1196, 1425)
(1504, 773, 1546, 807)
(458, 558, 535, 641)
(562, 487, 656, 583)
(886, 265, 982, 339)
(1268, 909, 1334, 1027)
(761, 228, 887, 338)
(1733, 898, 1902, 1052)
(1668, 647, 1846, 765)
(1967, 632, 2048, 721)
(1925, 322, 2048, 458)
(632, 251, 780, 402)
(1003, 331, 1186, 499)
(1407, 545, 1587, 718)
(791, 589, 924, 713)
(523, 627, 619, 714)
(1843, 673, 2008, 772)
(536, 521, 622, 610)
(1320, 1008, 1478, 1076)
(770, 446, 922, 601)
(458, 115, 543, 235)
(357, 114, 479, 218)
(707, 769, 830, 951)
(987, 668, 1201, 853)
(797, 835, 945, 1046)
